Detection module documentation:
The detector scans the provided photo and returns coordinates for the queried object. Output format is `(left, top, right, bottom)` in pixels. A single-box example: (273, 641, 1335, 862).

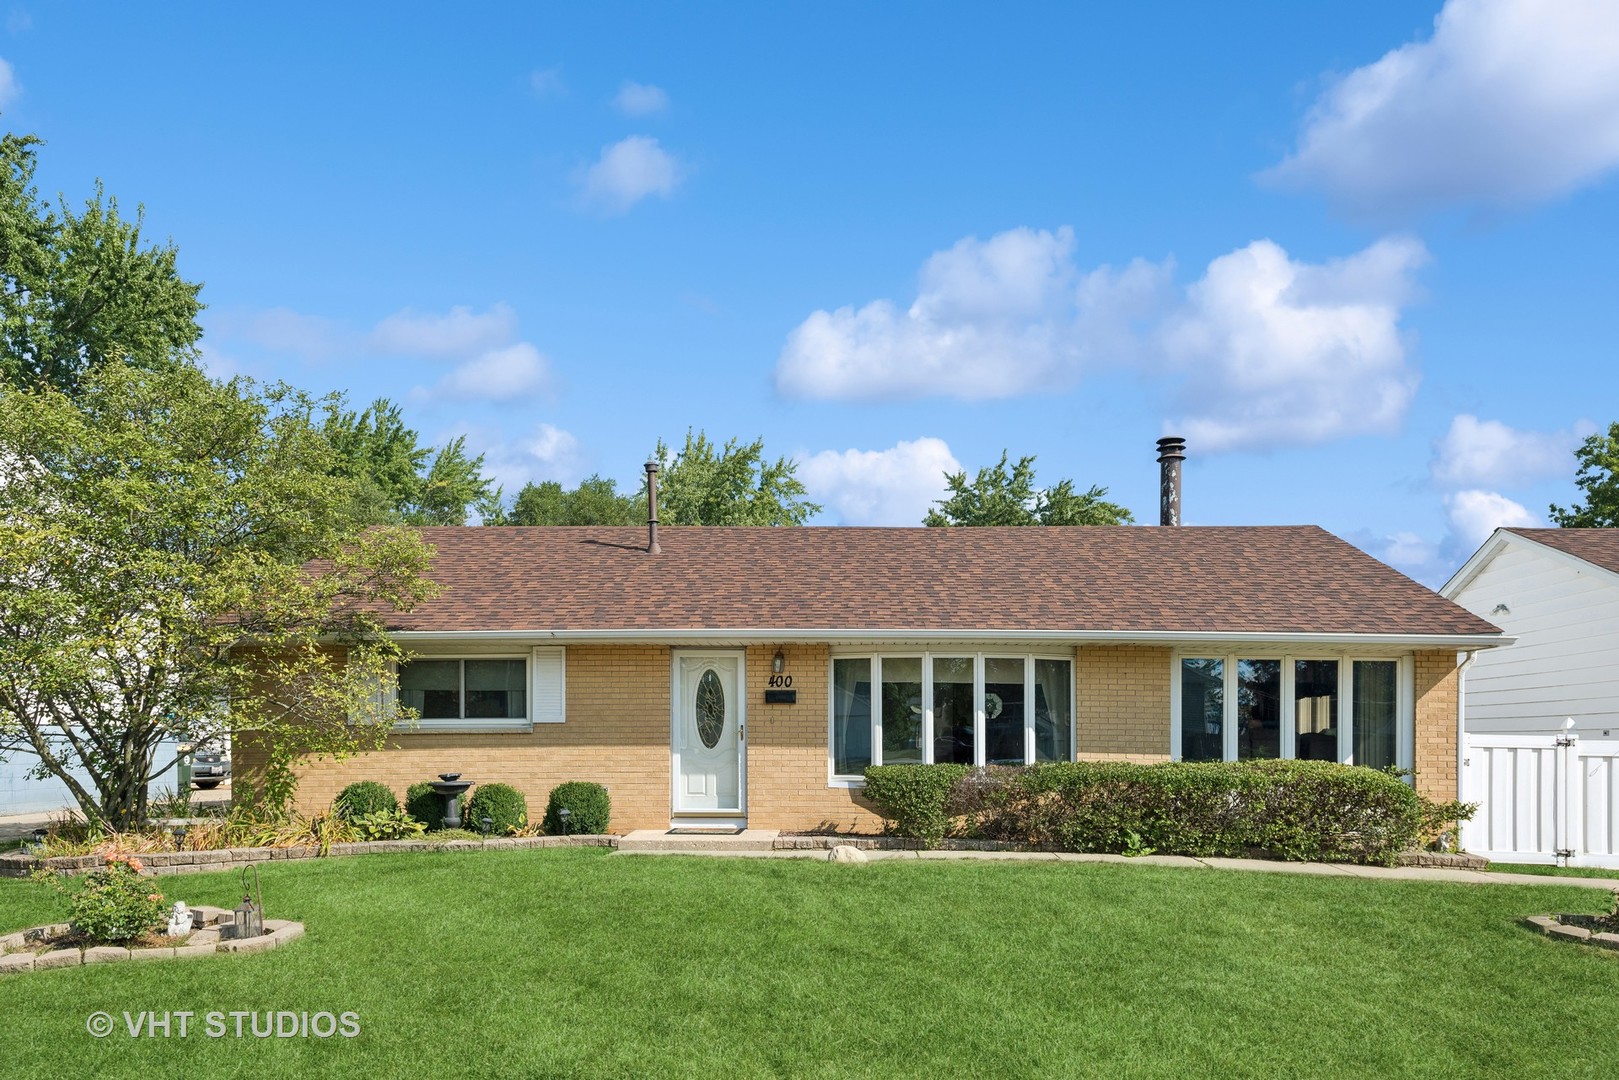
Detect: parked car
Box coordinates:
(192, 750, 231, 790)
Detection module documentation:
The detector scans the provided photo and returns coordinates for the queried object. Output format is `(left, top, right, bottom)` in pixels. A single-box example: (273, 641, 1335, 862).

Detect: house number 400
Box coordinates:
(767, 674, 793, 688)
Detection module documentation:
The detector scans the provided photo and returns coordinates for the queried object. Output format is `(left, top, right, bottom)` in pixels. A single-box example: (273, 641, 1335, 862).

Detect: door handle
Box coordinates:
(738, 725, 745, 743)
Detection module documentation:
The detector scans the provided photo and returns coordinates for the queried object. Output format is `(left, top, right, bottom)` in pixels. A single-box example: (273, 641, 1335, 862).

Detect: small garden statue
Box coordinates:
(166, 901, 192, 938)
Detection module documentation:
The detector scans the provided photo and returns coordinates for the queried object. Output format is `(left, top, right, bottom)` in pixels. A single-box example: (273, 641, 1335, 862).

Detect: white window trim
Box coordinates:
(393, 652, 536, 733)
(1168, 651, 1412, 773)
(826, 649, 1077, 786)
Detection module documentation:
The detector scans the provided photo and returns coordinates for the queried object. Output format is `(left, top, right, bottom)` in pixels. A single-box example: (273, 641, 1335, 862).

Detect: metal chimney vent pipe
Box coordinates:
(644, 460, 661, 554)
(1156, 436, 1185, 527)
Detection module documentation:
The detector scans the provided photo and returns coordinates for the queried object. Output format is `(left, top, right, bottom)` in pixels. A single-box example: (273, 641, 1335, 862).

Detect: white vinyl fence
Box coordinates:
(1462, 732, 1619, 869)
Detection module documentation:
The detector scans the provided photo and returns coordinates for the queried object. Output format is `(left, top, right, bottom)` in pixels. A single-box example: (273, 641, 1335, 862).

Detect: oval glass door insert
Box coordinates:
(696, 669, 725, 749)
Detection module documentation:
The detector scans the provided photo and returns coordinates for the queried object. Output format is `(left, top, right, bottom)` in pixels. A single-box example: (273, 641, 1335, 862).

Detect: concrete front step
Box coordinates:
(616, 829, 780, 853)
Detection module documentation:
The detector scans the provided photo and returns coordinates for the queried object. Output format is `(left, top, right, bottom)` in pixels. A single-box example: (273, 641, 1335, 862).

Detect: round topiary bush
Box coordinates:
(465, 783, 527, 834)
(333, 780, 399, 822)
(543, 781, 610, 835)
(406, 781, 459, 831)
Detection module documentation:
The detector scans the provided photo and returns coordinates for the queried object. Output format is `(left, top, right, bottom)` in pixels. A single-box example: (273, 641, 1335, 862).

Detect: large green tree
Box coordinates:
(323, 398, 499, 525)
(498, 475, 643, 526)
(1550, 422, 1619, 528)
(0, 365, 439, 827)
(924, 451, 1133, 527)
(645, 430, 822, 526)
(0, 132, 203, 394)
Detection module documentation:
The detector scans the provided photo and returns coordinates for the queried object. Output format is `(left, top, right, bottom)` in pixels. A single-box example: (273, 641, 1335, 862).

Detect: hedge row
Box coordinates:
(864, 761, 1470, 865)
(339, 779, 610, 835)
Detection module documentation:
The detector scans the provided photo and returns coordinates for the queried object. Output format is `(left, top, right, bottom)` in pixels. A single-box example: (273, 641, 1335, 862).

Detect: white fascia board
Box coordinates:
(387, 627, 1512, 649)
(1440, 530, 1516, 598)
(1442, 528, 1619, 598)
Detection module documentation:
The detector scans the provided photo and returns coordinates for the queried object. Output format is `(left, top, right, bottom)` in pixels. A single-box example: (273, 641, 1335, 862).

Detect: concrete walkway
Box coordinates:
(0, 786, 232, 842)
(615, 829, 1619, 890)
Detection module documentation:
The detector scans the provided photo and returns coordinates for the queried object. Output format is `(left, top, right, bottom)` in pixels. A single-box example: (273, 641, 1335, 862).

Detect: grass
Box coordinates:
(2, 849, 1617, 1079)
(1486, 861, 1619, 881)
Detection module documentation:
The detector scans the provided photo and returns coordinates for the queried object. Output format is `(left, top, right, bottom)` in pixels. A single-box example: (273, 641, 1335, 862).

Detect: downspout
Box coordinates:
(1457, 649, 1478, 807)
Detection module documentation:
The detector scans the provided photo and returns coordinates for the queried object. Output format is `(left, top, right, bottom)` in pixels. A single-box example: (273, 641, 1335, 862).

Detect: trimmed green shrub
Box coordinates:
(863, 764, 972, 847)
(877, 759, 1455, 865)
(543, 781, 611, 835)
(406, 781, 461, 831)
(465, 783, 528, 834)
(333, 780, 399, 822)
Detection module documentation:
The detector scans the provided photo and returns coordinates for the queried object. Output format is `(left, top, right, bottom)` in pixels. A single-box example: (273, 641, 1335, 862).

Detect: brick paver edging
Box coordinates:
(1524, 914, 1619, 953)
(0, 834, 616, 878)
(0, 906, 305, 975)
(770, 834, 1488, 868)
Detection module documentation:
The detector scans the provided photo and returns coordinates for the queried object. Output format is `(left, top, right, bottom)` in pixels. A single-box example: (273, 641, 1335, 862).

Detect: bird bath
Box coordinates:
(428, 773, 473, 830)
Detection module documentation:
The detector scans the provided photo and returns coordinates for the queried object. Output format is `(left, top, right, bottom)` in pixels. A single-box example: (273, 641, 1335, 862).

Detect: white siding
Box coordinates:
(1451, 540, 1619, 735)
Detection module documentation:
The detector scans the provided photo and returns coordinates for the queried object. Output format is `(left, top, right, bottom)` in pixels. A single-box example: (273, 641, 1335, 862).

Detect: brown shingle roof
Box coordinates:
(383, 525, 1499, 638)
(1504, 528, 1619, 575)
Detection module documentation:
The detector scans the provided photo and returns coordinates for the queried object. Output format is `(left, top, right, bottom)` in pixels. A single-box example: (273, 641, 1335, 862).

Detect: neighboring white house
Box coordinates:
(1442, 528, 1619, 738)
(1442, 527, 1619, 867)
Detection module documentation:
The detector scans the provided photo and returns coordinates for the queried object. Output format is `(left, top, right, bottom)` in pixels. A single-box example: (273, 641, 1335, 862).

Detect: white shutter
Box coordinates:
(532, 646, 566, 724)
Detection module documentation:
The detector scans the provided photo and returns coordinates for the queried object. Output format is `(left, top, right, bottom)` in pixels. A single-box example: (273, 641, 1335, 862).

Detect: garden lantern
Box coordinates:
(28, 828, 47, 855)
(172, 824, 187, 850)
(231, 865, 265, 939)
(480, 815, 493, 836)
(559, 806, 571, 836)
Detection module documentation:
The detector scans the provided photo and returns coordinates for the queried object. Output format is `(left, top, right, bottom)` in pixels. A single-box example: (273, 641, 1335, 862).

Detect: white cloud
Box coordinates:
(0, 57, 16, 107)
(1443, 489, 1539, 552)
(433, 342, 552, 402)
(798, 437, 962, 526)
(614, 81, 668, 116)
(1431, 414, 1593, 487)
(578, 136, 682, 214)
(1161, 237, 1428, 452)
(369, 303, 518, 360)
(1263, 0, 1619, 217)
(776, 227, 1427, 453)
(210, 307, 350, 362)
(776, 227, 1098, 402)
(470, 422, 587, 494)
(529, 67, 566, 99)
(196, 343, 239, 380)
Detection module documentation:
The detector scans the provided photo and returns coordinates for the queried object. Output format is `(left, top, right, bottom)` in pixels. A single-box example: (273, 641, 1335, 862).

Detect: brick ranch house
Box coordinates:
(241, 518, 1506, 834)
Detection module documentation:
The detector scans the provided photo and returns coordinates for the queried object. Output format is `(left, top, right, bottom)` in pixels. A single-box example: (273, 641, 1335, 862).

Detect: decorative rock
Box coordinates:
(84, 946, 130, 964)
(34, 949, 83, 970)
(828, 844, 869, 864)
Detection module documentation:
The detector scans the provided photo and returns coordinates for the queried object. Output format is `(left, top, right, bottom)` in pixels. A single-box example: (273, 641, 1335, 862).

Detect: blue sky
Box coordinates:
(4, 1, 1617, 584)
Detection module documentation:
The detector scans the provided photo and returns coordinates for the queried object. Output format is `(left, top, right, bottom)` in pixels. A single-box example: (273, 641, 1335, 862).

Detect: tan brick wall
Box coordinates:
(240, 641, 1456, 832)
(1075, 645, 1173, 762)
(239, 644, 676, 832)
(1413, 649, 1460, 801)
(744, 644, 883, 832)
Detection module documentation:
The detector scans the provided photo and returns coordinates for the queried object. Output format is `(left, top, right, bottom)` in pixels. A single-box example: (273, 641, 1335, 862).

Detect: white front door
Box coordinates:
(672, 652, 745, 818)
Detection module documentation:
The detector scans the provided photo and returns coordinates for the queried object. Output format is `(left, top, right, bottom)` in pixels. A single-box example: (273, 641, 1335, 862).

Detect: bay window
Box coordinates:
(1174, 653, 1408, 770)
(830, 651, 1073, 782)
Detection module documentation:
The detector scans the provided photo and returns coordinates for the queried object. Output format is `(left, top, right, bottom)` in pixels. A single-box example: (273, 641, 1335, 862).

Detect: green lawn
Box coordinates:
(1, 849, 1615, 1079)
(1486, 861, 1619, 881)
